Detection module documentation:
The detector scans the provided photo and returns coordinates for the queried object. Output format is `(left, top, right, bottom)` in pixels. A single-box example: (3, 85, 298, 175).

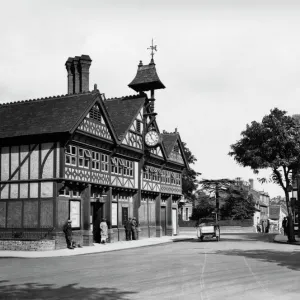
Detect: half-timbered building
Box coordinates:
(0, 53, 189, 250)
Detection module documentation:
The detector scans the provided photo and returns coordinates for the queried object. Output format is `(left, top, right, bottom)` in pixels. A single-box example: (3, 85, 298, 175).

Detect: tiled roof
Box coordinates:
(0, 92, 96, 139)
(104, 95, 146, 140)
(128, 61, 165, 92)
(161, 133, 178, 156)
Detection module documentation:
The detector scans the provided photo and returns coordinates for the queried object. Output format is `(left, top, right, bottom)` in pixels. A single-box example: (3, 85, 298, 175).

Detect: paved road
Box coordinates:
(0, 233, 299, 300)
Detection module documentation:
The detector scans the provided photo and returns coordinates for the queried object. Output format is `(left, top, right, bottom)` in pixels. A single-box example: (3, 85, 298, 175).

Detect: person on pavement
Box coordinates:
(282, 217, 288, 236)
(124, 218, 132, 241)
(63, 219, 74, 249)
(100, 218, 108, 244)
(131, 217, 138, 240)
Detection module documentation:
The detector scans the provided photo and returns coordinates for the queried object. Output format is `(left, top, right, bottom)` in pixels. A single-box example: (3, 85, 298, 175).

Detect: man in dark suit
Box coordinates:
(124, 218, 132, 241)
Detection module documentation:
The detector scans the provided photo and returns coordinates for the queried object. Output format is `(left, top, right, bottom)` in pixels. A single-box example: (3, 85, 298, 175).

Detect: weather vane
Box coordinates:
(147, 39, 157, 60)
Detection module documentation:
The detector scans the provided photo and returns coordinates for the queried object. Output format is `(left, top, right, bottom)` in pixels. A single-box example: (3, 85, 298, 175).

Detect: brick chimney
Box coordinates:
(65, 55, 92, 94)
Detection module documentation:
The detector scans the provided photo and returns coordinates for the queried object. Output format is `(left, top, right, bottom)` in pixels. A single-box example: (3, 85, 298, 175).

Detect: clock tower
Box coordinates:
(128, 39, 165, 148)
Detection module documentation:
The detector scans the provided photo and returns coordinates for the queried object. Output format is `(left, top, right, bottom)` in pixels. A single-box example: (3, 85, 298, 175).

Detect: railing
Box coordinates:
(0, 226, 55, 241)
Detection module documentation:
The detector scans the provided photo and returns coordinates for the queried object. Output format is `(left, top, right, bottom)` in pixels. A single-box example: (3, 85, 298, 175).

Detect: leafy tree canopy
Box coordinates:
(221, 185, 256, 220)
(190, 190, 215, 220)
(182, 142, 200, 202)
(229, 108, 300, 241)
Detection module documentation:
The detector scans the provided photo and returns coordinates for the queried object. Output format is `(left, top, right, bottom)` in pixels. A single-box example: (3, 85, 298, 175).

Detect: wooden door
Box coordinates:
(161, 207, 166, 236)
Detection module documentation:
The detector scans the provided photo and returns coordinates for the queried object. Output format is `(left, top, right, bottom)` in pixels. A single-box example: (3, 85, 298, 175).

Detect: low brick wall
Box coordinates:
(55, 231, 84, 249)
(0, 240, 55, 251)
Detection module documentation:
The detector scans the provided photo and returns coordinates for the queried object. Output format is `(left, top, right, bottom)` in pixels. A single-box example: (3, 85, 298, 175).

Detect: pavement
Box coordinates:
(0, 234, 193, 258)
(1, 231, 299, 259)
(274, 233, 300, 245)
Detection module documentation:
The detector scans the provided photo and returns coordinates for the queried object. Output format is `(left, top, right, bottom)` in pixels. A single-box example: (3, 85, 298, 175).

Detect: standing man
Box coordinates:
(131, 217, 138, 240)
(63, 219, 74, 249)
(282, 217, 288, 236)
(124, 217, 132, 241)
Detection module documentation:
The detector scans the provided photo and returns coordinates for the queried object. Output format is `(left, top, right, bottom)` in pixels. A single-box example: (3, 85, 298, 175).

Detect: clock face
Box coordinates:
(145, 130, 160, 147)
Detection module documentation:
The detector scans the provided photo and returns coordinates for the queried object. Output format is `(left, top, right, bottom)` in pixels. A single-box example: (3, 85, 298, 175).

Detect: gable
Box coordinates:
(168, 140, 184, 164)
(77, 103, 112, 141)
(150, 145, 164, 158)
(121, 106, 143, 150)
(104, 95, 145, 140)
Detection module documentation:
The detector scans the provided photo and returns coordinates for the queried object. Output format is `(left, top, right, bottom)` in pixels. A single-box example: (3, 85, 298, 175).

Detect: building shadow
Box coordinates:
(211, 249, 300, 271)
(0, 280, 137, 300)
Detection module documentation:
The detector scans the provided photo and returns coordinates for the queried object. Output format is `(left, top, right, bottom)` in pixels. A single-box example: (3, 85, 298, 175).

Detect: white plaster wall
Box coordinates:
(41, 182, 53, 198)
(0, 185, 9, 199)
(30, 182, 39, 198)
(30, 145, 39, 179)
(10, 184, 19, 199)
(41, 143, 54, 178)
(0, 147, 9, 181)
(11, 146, 19, 180)
(20, 183, 28, 198)
(20, 145, 29, 180)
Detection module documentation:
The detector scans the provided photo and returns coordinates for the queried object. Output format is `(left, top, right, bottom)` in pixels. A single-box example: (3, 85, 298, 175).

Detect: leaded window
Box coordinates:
(78, 148, 90, 169)
(124, 160, 133, 177)
(65, 145, 77, 166)
(101, 154, 109, 172)
(92, 151, 100, 171)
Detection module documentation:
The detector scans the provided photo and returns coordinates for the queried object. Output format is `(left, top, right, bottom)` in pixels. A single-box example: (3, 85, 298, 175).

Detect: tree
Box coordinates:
(190, 190, 215, 221)
(221, 185, 256, 220)
(182, 142, 200, 202)
(199, 179, 236, 220)
(229, 108, 300, 242)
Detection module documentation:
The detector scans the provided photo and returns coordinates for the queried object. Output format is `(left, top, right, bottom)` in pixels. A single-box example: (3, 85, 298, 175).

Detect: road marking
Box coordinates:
(199, 251, 210, 300)
(243, 256, 270, 295)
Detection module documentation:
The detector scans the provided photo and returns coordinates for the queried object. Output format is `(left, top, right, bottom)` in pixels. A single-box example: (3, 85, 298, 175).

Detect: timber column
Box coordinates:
(104, 187, 114, 243)
(166, 195, 173, 236)
(81, 184, 93, 246)
(155, 193, 162, 237)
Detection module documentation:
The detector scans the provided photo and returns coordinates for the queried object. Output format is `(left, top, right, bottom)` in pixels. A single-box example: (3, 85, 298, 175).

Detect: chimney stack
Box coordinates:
(65, 55, 92, 94)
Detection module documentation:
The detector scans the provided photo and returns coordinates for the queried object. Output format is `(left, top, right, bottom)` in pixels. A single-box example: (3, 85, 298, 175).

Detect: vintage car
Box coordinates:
(196, 218, 220, 241)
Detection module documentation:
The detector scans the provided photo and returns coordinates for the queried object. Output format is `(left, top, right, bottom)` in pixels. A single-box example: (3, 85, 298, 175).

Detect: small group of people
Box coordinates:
(63, 218, 108, 249)
(256, 219, 270, 233)
(124, 217, 139, 241)
(63, 216, 138, 249)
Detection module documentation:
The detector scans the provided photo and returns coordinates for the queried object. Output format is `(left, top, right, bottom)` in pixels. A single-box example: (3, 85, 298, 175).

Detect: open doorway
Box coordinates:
(91, 202, 103, 243)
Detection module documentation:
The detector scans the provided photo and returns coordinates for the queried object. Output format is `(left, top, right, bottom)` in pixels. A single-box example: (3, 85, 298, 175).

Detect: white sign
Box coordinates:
(112, 203, 118, 226)
(70, 200, 80, 228)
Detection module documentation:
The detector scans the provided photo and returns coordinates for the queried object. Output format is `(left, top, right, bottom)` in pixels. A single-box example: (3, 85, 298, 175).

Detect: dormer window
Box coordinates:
(89, 105, 102, 122)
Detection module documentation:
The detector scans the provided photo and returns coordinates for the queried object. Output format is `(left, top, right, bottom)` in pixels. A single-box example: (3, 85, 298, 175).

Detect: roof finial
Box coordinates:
(147, 38, 157, 63)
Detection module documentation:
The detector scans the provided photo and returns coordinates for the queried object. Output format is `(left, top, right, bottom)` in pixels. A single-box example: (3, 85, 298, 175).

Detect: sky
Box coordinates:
(2, 0, 300, 197)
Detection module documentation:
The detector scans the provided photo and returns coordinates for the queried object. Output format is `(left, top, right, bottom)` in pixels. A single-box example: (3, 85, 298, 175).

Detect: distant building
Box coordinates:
(248, 179, 270, 229)
(269, 204, 288, 231)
